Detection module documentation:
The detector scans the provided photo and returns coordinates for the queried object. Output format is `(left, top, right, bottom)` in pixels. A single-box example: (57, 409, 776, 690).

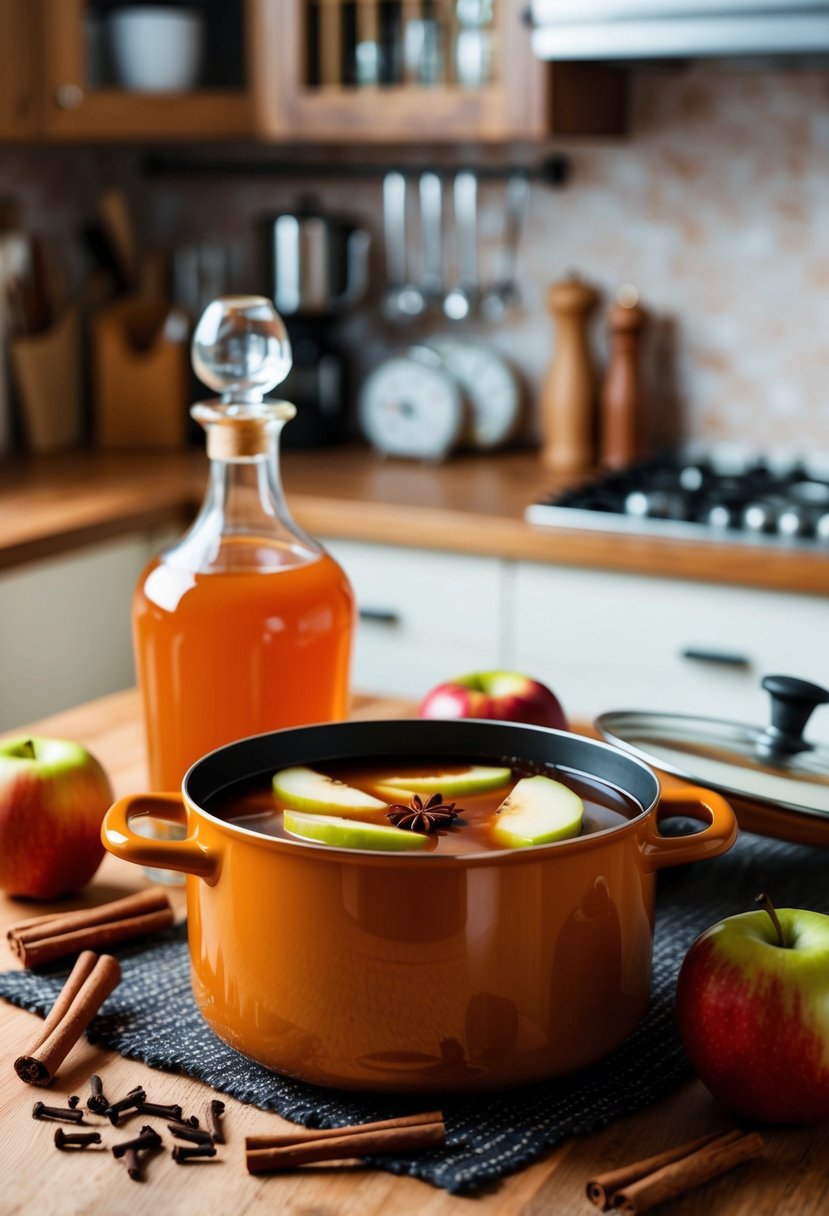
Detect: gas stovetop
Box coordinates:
(525, 450, 829, 549)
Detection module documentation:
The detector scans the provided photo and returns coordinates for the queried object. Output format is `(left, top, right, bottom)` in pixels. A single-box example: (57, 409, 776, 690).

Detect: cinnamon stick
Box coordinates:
(245, 1119, 445, 1174)
(245, 1109, 444, 1151)
(586, 1129, 743, 1209)
(7, 889, 174, 968)
(14, 953, 121, 1085)
(612, 1131, 765, 1215)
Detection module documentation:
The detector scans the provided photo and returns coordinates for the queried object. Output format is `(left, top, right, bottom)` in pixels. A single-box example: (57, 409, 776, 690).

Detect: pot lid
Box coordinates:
(597, 675, 829, 819)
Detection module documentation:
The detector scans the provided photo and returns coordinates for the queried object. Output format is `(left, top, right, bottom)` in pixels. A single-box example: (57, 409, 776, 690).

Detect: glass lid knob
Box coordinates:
(192, 296, 292, 403)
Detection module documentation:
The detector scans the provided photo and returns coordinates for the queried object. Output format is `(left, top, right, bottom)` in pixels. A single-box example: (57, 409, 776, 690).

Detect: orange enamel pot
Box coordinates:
(102, 719, 737, 1093)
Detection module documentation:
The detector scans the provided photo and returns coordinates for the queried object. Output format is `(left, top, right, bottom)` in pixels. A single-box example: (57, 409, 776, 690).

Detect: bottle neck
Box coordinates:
(164, 420, 321, 574)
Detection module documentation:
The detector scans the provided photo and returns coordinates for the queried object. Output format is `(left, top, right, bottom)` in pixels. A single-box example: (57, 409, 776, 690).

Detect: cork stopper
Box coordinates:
(191, 401, 297, 460)
(190, 295, 295, 459)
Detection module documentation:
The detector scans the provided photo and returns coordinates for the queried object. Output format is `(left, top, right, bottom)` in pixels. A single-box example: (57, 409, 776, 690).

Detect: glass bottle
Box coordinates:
(133, 296, 355, 791)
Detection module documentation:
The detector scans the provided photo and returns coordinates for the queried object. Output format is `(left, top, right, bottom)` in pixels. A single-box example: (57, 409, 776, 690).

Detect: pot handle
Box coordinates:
(102, 793, 218, 881)
(640, 786, 738, 871)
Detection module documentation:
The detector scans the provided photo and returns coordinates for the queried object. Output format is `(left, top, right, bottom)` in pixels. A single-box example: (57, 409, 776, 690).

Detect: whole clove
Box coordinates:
(54, 1127, 102, 1150)
(121, 1147, 142, 1181)
(111, 1125, 162, 1159)
(87, 1074, 110, 1114)
(172, 1143, 217, 1163)
(32, 1101, 85, 1124)
(167, 1123, 214, 1146)
(205, 1099, 225, 1144)
(137, 1101, 183, 1122)
(105, 1086, 147, 1125)
(67, 1095, 80, 1109)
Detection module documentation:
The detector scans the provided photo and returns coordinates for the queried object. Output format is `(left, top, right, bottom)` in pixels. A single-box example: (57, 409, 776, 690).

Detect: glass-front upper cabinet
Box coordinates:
(250, 0, 625, 141)
(23, 0, 623, 143)
(39, 0, 256, 139)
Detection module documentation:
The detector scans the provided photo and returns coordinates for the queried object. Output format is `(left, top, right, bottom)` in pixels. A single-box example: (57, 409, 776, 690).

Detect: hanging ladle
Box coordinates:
(381, 171, 426, 322)
(480, 173, 530, 322)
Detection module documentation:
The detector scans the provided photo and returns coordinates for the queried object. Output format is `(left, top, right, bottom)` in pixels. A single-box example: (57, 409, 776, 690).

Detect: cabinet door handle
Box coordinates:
(359, 608, 401, 626)
(681, 647, 751, 668)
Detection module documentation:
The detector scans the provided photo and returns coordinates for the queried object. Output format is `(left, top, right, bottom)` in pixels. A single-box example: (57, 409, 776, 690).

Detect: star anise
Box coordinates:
(386, 791, 461, 834)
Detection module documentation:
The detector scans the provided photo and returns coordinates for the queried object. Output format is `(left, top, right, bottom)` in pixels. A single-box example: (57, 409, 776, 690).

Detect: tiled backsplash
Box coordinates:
(2, 62, 828, 453)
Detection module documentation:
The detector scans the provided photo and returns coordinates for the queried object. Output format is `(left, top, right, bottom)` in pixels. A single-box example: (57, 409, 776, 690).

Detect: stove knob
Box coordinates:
(777, 505, 814, 539)
(678, 464, 706, 493)
(623, 490, 686, 519)
(704, 503, 736, 530)
(742, 501, 779, 533)
(815, 513, 829, 544)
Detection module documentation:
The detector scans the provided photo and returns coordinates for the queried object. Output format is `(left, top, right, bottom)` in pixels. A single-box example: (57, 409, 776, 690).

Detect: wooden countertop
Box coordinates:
(1, 689, 827, 1216)
(1, 446, 827, 594)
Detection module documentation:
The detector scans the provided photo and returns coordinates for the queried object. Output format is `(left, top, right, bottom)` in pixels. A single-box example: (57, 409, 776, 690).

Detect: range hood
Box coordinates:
(530, 1, 829, 60)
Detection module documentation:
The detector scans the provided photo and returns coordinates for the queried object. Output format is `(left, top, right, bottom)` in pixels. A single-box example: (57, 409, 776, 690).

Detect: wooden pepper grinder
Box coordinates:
(600, 284, 647, 470)
(540, 275, 599, 473)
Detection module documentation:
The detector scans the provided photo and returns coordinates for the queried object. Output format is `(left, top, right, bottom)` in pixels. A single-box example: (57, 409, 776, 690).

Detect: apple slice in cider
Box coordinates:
(492, 775, 584, 848)
(376, 765, 513, 800)
(272, 766, 387, 816)
(283, 810, 430, 852)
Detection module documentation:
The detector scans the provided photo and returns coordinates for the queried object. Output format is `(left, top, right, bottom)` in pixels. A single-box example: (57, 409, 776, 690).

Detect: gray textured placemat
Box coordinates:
(1, 829, 825, 1194)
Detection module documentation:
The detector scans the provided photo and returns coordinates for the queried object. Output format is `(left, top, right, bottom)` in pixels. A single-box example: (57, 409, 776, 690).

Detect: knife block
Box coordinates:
(92, 296, 189, 449)
(9, 305, 84, 453)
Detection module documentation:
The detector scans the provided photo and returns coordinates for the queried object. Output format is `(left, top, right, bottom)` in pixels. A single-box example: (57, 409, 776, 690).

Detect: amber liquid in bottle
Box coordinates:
(133, 296, 355, 791)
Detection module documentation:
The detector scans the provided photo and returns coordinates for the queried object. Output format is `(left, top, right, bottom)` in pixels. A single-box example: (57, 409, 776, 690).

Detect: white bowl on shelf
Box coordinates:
(109, 6, 205, 93)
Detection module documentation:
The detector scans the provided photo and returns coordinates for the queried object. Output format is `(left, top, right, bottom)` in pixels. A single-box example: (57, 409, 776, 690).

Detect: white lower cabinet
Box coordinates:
(325, 538, 829, 742)
(0, 531, 174, 733)
(506, 564, 829, 741)
(322, 539, 505, 699)
(3, 529, 826, 744)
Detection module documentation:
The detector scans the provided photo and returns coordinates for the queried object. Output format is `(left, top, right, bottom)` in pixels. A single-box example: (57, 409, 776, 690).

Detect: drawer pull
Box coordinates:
(359, 608, 401, 626)
(681, 648, 750, 668)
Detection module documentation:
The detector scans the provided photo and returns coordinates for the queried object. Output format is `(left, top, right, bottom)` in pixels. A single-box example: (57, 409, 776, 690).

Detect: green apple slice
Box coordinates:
(377, 765, 512, 799)
(283, 810, 429, 852)
(272, 766, 387, 816)
(492, 776, 584, 848)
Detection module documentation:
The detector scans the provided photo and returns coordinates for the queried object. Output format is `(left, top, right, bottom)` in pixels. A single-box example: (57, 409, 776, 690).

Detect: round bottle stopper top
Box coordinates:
(192, 295, 292, 402)
(191, 296, 295, 459)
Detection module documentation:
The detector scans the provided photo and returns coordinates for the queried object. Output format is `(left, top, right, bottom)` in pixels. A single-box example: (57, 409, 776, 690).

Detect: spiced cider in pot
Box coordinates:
(204, 758, 642, 855)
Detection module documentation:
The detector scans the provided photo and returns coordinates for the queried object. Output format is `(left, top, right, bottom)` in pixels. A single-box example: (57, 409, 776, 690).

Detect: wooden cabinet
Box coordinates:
(251, 0, 624, 142)
(37, 0, 254, 140)
(0, 0, 40, 140)
(3, 0, 622, 143)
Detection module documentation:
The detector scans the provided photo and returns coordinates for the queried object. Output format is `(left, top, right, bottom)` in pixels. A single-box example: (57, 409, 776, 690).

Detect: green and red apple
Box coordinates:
(676, 895, 829, 1124)
(0, 736, 114, 900)
(418, 670, 568, 731)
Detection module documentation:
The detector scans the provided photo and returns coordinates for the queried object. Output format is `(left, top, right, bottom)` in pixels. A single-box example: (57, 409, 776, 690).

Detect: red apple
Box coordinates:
(0, 736, 114, 900)
(676, 894, 829, 1124)
(418, 670, 568, 730)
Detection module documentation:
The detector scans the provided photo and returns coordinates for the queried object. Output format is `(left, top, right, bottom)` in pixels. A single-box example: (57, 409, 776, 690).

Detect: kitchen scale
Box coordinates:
(358, 338, 522, 460)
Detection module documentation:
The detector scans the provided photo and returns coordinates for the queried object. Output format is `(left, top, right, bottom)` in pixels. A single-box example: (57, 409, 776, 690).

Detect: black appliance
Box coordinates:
(263, 203, 370, 448)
